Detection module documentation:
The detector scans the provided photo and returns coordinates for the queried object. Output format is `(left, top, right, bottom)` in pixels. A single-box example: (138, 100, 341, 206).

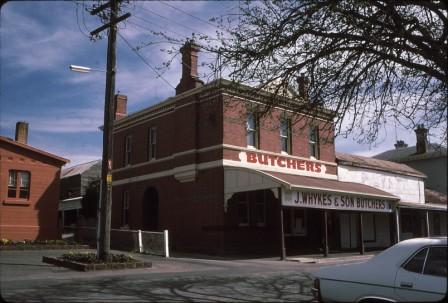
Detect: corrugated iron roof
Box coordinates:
(264, 171, 399, 200)
(336, 152, 426, 178)
(61, 159, 101, 178)
(374, 143, 447, 162)
(425, 189, 447, 205)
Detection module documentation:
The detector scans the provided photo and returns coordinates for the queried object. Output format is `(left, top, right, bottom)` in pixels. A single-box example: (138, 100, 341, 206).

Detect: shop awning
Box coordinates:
(398, 201, 447, 211)
(225, 167, 399, 213)
(59, 197, 83, 211)
(225, 167, 398, 200)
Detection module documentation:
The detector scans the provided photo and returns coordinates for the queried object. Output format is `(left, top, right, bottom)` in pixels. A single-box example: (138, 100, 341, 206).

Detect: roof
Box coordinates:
(424, 188, 447, 205)
(263, 170, 399, 200)
(336, 152, 426, 178)
(114, 78, 335, 131)
(373, 143, 447, 162)
(61, 159, 101, 178)
(0, 136, 69, 165)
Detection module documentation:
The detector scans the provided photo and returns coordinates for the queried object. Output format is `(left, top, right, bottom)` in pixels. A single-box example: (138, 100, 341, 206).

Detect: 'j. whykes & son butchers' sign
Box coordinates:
(283, 190, 394, 213)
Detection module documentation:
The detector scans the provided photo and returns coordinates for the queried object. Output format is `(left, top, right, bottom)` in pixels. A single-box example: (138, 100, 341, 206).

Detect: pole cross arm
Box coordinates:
(90, 12, 131, 37)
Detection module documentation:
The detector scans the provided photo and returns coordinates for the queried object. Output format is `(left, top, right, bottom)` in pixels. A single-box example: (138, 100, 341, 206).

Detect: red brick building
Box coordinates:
(111, 42, 405, 256)
(0, 122, 68, 240)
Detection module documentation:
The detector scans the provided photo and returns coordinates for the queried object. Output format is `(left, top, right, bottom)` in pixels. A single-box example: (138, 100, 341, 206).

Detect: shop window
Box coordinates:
(309, 126, 320, 159)
(363, 213, 377, 242)
(246, 113, 259, 148)
(124, 134, 132, 166)
(254, 191, 266, 227)
(122, 190, 130, 227)
(8, 170, 30, 199)
(238, 199, 250, 227)
(148, 127, 157, 160)
(280, 119, 291, 154)
(284, 208, 307, 236)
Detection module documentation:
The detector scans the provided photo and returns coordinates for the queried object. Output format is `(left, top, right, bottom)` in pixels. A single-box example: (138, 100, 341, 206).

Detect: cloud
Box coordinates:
(0, 108, 104, 134)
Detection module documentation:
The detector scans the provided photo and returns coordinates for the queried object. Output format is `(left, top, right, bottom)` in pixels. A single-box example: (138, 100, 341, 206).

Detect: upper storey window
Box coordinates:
(148, 127, 157, 160)
(309, 126, 320, 159)
(124, 135, 132, 166)
(8, 170, 30, 199)
(246, 113, 259, 148)
(280, 119, 291, 154)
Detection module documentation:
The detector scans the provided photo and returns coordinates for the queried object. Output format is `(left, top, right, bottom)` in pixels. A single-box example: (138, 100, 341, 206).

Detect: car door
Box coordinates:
(395, 246, 447, 302)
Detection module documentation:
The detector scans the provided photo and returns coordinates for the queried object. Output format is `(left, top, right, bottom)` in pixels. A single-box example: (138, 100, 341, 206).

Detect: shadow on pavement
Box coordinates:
(3, 272, 314, 302)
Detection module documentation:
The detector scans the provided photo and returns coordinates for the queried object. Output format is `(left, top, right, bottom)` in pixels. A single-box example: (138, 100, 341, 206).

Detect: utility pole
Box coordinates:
(90, 0, 130, 261)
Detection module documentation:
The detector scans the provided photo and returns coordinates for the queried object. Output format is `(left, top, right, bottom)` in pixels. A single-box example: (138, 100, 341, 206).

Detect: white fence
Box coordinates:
(66, 226, 169, 257)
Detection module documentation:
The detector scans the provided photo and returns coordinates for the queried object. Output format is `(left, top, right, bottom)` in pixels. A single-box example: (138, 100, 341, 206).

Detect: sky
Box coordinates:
(0, 1, 432, 168)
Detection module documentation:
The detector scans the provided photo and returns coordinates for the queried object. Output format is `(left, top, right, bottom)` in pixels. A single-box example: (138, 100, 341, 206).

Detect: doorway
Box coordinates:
(142, 187, 159, 231)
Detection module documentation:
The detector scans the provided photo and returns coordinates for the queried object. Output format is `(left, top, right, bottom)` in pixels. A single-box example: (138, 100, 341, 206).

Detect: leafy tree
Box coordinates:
(202, 0, 447, 143)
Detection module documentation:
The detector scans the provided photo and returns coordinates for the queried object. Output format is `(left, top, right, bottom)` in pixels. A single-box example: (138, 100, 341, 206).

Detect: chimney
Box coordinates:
(394, 140, 408, 149)
(15, 121, 29, 144)
(297, 73, 309, 101)
(175, 40, 204, 95)
(114, 94, 127, 120)
(415, 124, 428, 154)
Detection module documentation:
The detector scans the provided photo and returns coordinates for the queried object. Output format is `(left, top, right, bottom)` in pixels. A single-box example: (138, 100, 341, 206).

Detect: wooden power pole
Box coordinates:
(90, 0, 130, 261)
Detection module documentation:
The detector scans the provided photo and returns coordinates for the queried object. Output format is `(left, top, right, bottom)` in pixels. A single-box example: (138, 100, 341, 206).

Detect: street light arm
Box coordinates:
(69, 65, 106, 73)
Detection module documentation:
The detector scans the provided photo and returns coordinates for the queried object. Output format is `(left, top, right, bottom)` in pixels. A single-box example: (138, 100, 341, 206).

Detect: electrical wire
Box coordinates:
(159, 1, 222, 30)
(118, 32, 175, 89)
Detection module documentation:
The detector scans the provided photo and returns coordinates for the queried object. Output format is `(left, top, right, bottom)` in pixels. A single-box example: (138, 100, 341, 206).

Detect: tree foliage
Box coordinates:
(204, 0, 447, 143)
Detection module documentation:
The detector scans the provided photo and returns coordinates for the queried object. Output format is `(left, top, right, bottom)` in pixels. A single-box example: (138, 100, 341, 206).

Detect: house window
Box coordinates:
(122, 190, 130, 227)
(309, 126, 320, 159)
(246, 113, 259, 148)
(280, 119, 291, 154)
(8, 170, 30, 199)
(148, 127, 157, 160)
(124, 135, 132, 166)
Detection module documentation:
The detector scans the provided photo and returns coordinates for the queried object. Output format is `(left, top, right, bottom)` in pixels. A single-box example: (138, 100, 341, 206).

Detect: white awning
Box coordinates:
(398, 201, 447, 211)
(59, 197, 82, 211)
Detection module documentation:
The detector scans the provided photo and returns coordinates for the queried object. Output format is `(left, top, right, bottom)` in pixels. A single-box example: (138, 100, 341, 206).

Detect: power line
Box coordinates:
(118, 32, 175, 89)
(159, 1, 221, 30)
(135, 5, 210, 38)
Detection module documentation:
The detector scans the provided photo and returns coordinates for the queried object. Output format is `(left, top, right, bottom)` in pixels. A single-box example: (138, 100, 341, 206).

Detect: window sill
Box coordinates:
(3, 199, 31, 206)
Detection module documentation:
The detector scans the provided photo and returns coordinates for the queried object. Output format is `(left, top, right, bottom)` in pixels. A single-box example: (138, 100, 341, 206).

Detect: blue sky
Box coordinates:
(1, 1, 428, 168)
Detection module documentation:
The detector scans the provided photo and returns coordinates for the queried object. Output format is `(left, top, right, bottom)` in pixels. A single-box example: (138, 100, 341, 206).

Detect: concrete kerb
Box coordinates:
(287, 252, 377, 264)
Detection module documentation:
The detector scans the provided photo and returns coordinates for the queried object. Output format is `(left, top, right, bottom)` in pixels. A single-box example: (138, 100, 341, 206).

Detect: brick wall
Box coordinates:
(0, 141, 64, 240)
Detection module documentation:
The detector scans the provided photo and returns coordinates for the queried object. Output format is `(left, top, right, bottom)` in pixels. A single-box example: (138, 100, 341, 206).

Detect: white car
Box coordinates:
(312, 237, 447, 302)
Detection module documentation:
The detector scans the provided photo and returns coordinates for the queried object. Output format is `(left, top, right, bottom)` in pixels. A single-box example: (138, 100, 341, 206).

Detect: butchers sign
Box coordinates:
(239, 151, 327, 175)
(282, 189, 393, 213)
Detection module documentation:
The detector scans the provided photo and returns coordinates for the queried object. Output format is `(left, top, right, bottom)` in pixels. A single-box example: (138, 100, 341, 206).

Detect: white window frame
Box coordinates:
(309, 126, 320, 159)
(280, 119, 291, 154)
(124, 135, 132, 166)
(148, 127, 157, 160)
(246, 113, 259, 149)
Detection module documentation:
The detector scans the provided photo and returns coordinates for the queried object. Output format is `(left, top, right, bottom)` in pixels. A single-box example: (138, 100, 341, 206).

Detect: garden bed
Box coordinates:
(42, 252, 152, 271)
(0, 239, 89, 250)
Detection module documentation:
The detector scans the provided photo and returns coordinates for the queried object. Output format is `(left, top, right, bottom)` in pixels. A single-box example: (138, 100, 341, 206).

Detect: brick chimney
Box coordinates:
(15, 121, 28, 144)
(114, 94, 127, 120)
(175, 40, 204, 95)
(297, 73, 309, 101)
(394, 140, 408, 149)
(415, 124, 428, 154)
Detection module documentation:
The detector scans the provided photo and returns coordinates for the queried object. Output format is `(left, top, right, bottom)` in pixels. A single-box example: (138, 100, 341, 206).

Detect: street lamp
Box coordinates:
(69, 65, 105, 73)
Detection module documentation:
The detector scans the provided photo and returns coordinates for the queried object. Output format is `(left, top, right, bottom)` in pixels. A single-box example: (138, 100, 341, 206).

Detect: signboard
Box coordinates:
(239, 151, 328, 175)
(282, 189, 393, 213)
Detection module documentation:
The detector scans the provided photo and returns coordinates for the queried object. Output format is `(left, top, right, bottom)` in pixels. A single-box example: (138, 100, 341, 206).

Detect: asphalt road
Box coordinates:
(0, 249, 354, 302)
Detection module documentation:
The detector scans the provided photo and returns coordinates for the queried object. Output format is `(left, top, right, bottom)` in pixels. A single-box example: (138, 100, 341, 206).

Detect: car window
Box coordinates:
(423, 246, 447, 277)
(404, 248, 428, 274)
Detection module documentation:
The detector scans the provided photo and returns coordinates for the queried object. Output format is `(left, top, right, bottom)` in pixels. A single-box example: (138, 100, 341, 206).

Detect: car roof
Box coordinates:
(372, 237, 447, 265)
